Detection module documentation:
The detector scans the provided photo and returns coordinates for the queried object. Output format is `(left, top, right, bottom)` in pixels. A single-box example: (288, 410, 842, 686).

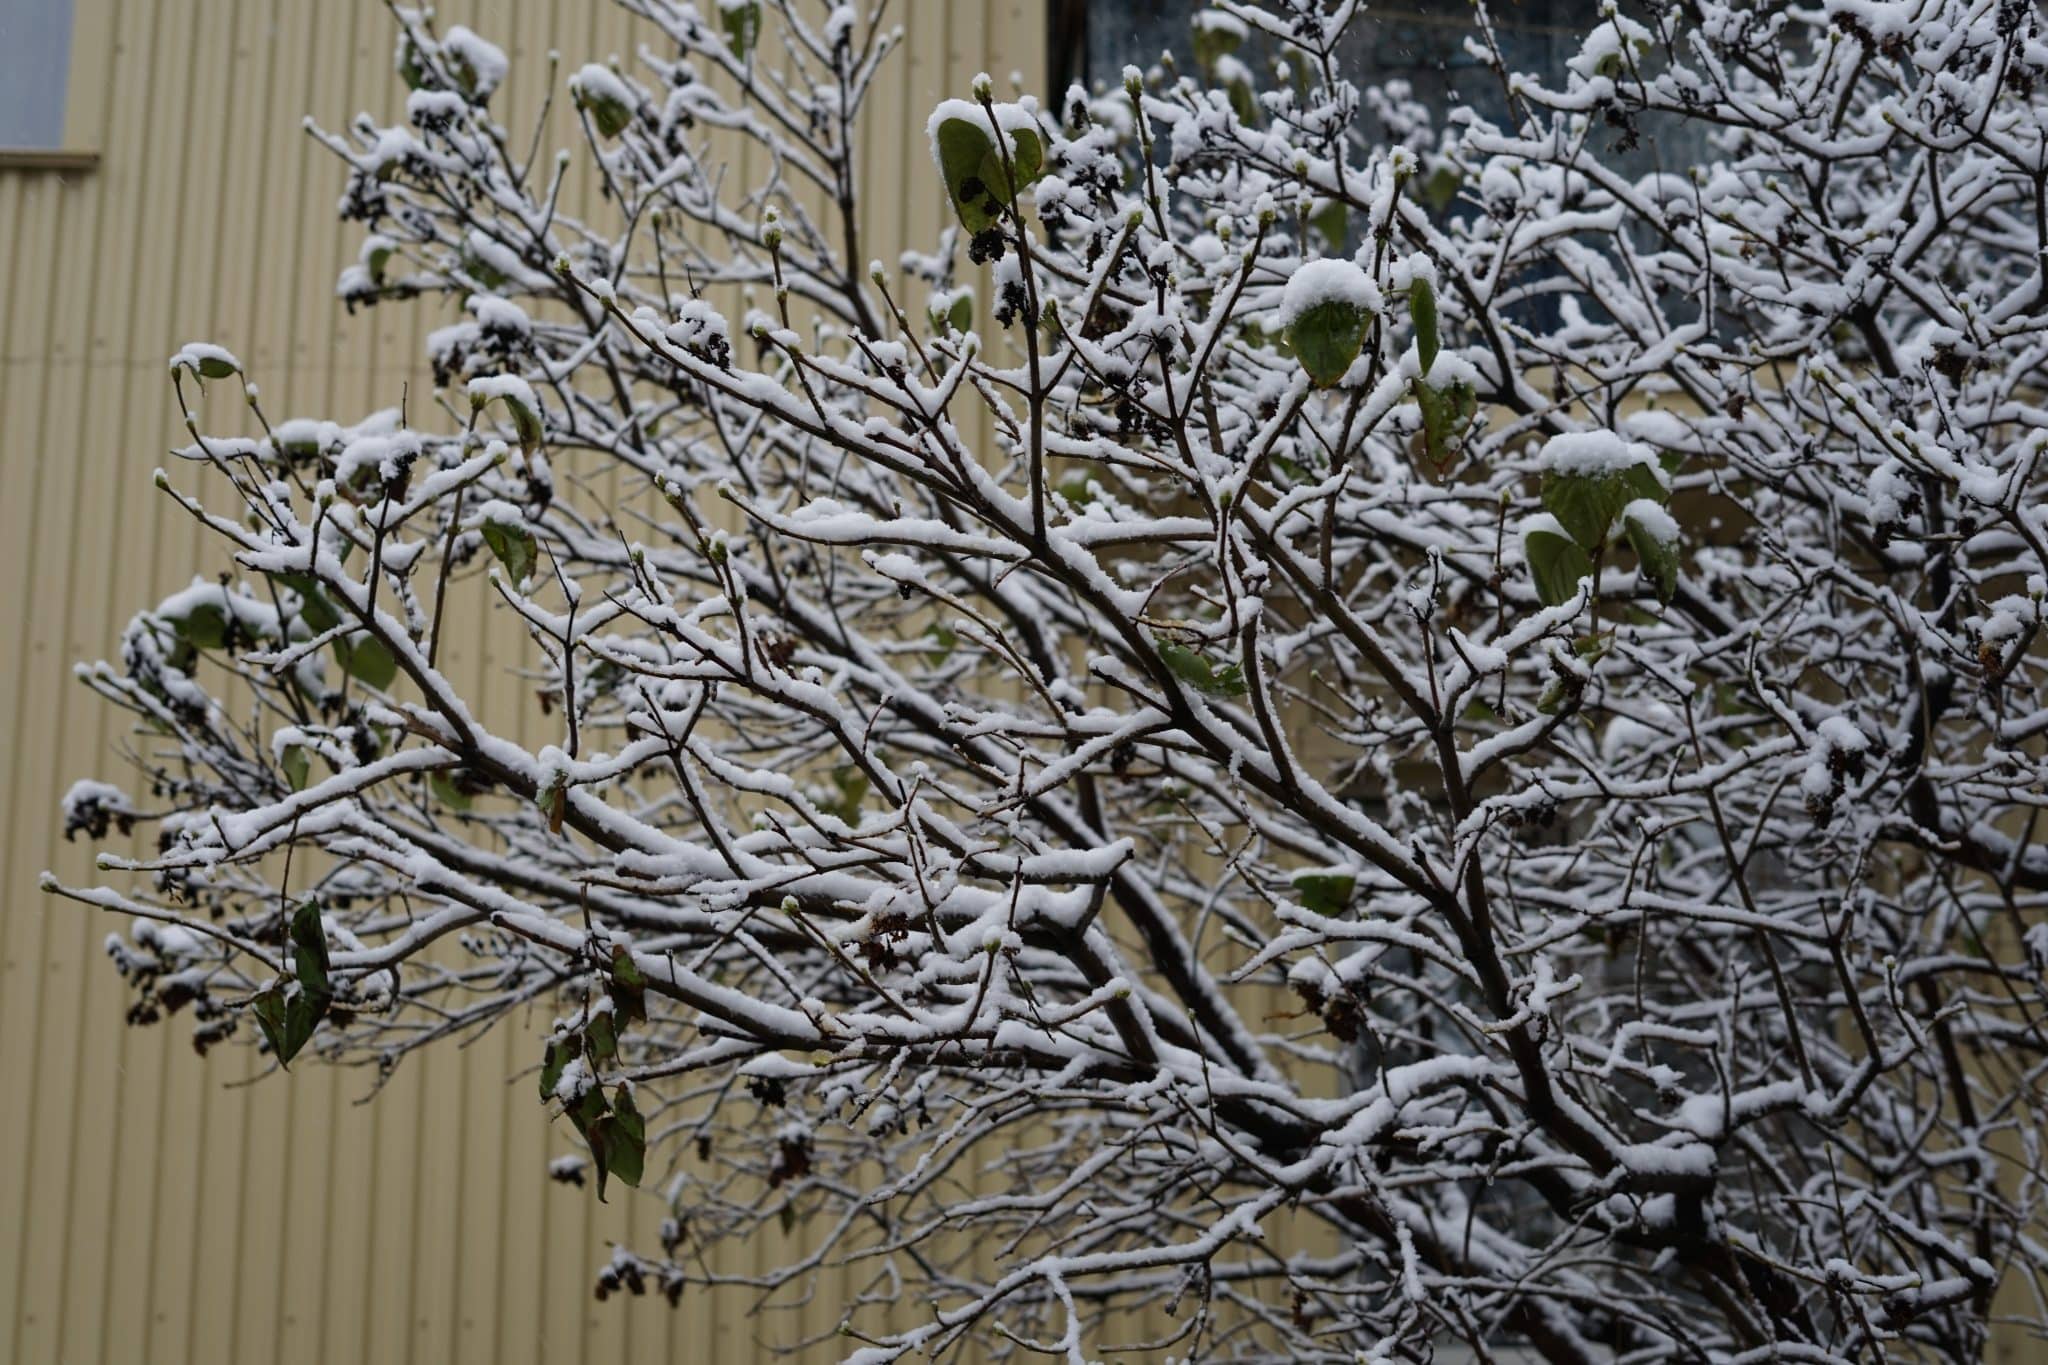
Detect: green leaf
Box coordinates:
(508, 396, 543, 454)
(721, 0, 761, 61)
(1292, 872, 1355, 916)
(539, 1036, 571, 1102)
(481, 517, 539, 586)
(473, 388, 545, 456)
(1410, 276, 1439, 376)
(430, 770, 473, 812)
(571, 1086, 615, 1199)
(1525, 527, 1594, 607)
(281, 986, 322, 1061)
(610, 945, 648, 1025)
(611, 946, 648, 990)
(1629, 467, 1671, 511)
(924, 622, 957, 665)
(260, 900, 332, 1066)
(197, 355, 239, 381)
(1543, 470, 1636, 550)
(573, 71, 636, 139)
(336, 634, 398, 690)
(281, 745, 310, 793)
(603, 1086, 646, 1189)
(460, 246, 509, 290)
(1226, 74, 1258, 126)
(1413, 377, 1476, 467)
(1005, 127, 1044, 191)
(1310, 201, 1347, 250)
(825, 766, 869, 825)
(947, 292, 973, 333)
(1714, 681, 1762, 717)
(1419, 164, 1463, 215)
(277, 573, 342, 633)
(398, 37, 429, 91)
(1285, 298, 1370, 389)
(537, 772, 568, 834)
(1622, 505, 1680, 605)
(175, 602, 231, 651)
(290, 900, 331, 997)
(251, 987, 289, 1062)
(935, 119, 999, 232)
(1158, 640, 1247, 698)
(587, 1009, 619, 1065)
(590, 95, 633, 138)
(934, 116, 1044, 235)
(572, 1085, 607, 1127)
(1191, 11, 1245, 68)
(598, 95, 637, 136)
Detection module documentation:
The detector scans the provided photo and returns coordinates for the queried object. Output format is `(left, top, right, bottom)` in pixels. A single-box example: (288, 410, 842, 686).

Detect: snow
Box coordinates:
(466, 374, 538, 411)
(334, 431, 422, 488)
(269, 418, 343, 456)
(1402, 347, 1479, 387)
(823, 4, 856, 49)
(462, 230, 547, 290)
(1567, 15, 1653, 81)
(1622, 497, 1677, 544)
(1816, 715, 1867, 753)
(1191, 10, 1249, 40)
(442, 25, 508, 97)
(1276, 258, 1375, 326)
(154, 578, 285, 641)
(1538, 430, 1663, 482)
(664, 298, 730, 361)
(925, 97, 1042, 170)
(168, 342, 241, 377)
(469, 293, 531, 336)
(1516, 511, 1572, 554)
(569, 63, 635, 112)
(63, 779, 133, 822)
(407, 89, 468, 125)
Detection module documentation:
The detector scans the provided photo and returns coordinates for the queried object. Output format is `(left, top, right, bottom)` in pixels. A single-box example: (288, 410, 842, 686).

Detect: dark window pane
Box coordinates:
(0, 0, 77, 149)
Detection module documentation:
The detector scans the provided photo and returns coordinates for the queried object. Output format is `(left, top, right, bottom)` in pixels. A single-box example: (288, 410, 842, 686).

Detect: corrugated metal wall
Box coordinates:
(0, 3, 1044, 1362)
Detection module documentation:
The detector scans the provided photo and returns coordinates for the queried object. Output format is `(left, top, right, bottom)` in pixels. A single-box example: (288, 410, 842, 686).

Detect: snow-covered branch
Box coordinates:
(55, 1, 2048, 1359)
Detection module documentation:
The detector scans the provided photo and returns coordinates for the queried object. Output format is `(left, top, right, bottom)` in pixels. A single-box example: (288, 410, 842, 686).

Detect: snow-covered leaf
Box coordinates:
(481, 517, 539, 587)
(1409, 276, 1440, 376)
(932, 114, 1042, 235)
(336, 634, 397, 690)
(1524, 524, 1592, 607)
(1623, 499, 1680, 605)
(1158, 640, 1246, 697)
(281, 745, 310, 793)
(1282, 260, 1374, 389)
(1292, 872, 1355, 915)
(719, 0, 761, 62)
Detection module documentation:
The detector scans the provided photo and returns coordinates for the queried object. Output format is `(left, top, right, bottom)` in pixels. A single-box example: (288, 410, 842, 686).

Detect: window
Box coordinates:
(1058, 0, 1573, 126)
(1054, 0, 1705, 173)
(0, 0, 78, 151)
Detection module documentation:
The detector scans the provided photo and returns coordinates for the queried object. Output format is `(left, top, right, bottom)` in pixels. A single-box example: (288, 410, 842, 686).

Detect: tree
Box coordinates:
(50, 0, 2048, 1358)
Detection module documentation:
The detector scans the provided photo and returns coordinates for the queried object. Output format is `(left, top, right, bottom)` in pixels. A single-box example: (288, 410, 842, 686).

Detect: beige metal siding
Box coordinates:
(0, 4, 1045, 1362)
